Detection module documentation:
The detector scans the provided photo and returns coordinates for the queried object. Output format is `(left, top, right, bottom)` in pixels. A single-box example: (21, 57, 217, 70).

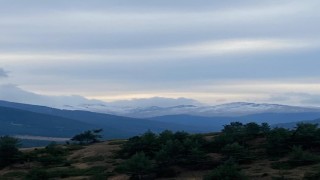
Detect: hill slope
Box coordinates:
(0, 106, 97, 138)
(0, 100, 202, 140)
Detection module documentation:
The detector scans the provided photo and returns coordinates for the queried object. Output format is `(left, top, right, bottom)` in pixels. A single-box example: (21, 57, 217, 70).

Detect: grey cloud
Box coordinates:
(267, 93, 320, 106)
(0, 0, 319, 52)
(0, 68, 8, 78)
(1, 1, 320, 105)
(0, 84, 105, 107)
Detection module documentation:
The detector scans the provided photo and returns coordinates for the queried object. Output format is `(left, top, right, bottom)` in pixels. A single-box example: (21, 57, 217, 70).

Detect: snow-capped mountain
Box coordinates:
(1, 85, 320, 118)
(63, 102, 320, 118)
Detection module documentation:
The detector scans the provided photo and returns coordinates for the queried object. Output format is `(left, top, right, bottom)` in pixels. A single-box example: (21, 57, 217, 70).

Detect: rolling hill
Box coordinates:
(0, 100, 202, 140)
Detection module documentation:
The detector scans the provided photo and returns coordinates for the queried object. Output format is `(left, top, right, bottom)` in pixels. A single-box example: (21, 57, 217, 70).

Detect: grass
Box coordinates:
(1, 171, 27, 179)
(82, 155, 106, 162)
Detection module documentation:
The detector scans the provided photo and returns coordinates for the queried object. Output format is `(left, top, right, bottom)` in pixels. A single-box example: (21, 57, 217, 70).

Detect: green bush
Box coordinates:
(71, 129, 103, 145)
(25, 169, 49, 180)
(2, 171, 27, 178)
(291, 123, 320, 148)
(304, 169, 320, 180)
(118, 131, 159, 158)
(0, 136, 21, 168)
(203, 159, 247, 180)
(118, 152, 154, 178)
(266, 128, 292, 157)
(221, 143, 251, 163)
(271, 146, 319, 170)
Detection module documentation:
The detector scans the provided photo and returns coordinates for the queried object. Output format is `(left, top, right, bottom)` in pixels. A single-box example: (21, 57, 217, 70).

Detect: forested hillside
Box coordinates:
(2, 122, 320, 179)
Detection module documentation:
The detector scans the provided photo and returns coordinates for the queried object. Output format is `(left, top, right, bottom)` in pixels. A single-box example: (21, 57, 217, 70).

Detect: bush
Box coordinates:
(71, 129, 103, 145)
(304, 169, 320, 180)
(291, 123, 320, 148)
(271, 146, 319, 170)
(286, 146, 319, 167)
(0, 136, 21, 168)
(203, 159, 247, 180)
(221, 143, 251, 163)
(266, 128, 292, 157)
(289, 146, 319, 162)
(118, 152, 154, 179)
(245, 122, 261, 137)
(118, 131, 159, 158)
(25, 169, 49, 180)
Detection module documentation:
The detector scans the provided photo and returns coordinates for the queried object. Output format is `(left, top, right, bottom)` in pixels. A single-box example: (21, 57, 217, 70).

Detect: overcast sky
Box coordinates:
(1, 0, 320, 106)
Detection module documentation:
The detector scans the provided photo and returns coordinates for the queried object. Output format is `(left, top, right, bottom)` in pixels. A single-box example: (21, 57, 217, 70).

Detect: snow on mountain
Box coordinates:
(70, 102, 320, 118)
(1, 85, 320, 118)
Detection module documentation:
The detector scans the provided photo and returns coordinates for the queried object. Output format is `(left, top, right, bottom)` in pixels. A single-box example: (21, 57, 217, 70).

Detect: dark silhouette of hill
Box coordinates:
(0, 106, 97, 138)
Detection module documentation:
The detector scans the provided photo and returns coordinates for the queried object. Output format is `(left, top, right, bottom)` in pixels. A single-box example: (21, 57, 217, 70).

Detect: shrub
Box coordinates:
(118, 131, 159, 158)
(25, 169, 49, 180)
(245, 122, 261, 137)
(118, 152, 154, 179)
(221, 143, 251, 163)
(266, 128, 292, 157)
(287, 146, 319, 167)
(71, 129, 103, 145)
(0, 136, 21, 168)
(304, 169, 320, 180)
(271, 146, 319, 170)
(203, 159, 247, 180)
(292, 123, 320, 148)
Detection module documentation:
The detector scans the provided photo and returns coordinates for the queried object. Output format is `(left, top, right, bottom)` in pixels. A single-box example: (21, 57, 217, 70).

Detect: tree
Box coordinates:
(245, 122, 261, 137)
(260, 123, 271, 134)
(292, 123, 319, 148)
(266, 128, 292, 157)
(71, 129, 103, 145)
(0, 136, 21, 168)
(120, 152, 154, 179)
(203, 159, 247, 180)
(222, 143, 251, 163)
(118, 131, 159, 158)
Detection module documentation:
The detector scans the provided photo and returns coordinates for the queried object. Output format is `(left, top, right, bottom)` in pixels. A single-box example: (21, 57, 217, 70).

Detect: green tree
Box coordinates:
(266, 128, 292, 157)
(260, 123, 271, 134)
(292, 123, 320, 148)
(120, 152, 154, 179)
(0, 136, 21, 168)
(155, 139, 184, 165)
(203, 159, 247, 180)
(71, 129, 103, 145)
(222, 143, 251, 163)
(245, 122, 261, 137)
(118, 131, 159, 158)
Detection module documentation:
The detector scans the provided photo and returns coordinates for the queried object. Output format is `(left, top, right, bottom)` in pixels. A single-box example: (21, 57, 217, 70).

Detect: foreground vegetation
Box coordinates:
(2, 122, 320, 179)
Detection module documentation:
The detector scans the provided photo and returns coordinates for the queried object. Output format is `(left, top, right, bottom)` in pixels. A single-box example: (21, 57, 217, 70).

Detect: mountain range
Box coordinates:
(2, 86, 320, 147)
(2, 99, 320, 142)
(2, 85, 320, 118)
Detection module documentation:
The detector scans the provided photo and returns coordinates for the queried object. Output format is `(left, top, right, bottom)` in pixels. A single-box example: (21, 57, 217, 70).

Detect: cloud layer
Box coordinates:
(1, 0, 320, 106)
(0, 68, 8, 78)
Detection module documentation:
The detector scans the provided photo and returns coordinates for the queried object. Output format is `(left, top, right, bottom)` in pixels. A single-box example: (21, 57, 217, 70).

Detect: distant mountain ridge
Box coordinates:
(0, 100, 202, 140)
(102, 102, 320, 118)
(1, 85, 320, 118)
(2, 100, 320, 144)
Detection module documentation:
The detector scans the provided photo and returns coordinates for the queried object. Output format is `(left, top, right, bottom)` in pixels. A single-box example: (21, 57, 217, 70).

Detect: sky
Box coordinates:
(1, 0, 320, 106)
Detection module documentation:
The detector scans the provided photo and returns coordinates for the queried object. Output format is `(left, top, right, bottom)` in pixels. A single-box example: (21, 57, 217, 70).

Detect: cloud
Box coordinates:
(0, 84, 105, 108)
(0, 68, 8, 78)
(1, 1, 320, 106)
(267, 93, 320, 106)
(109, 97, 203, 107)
